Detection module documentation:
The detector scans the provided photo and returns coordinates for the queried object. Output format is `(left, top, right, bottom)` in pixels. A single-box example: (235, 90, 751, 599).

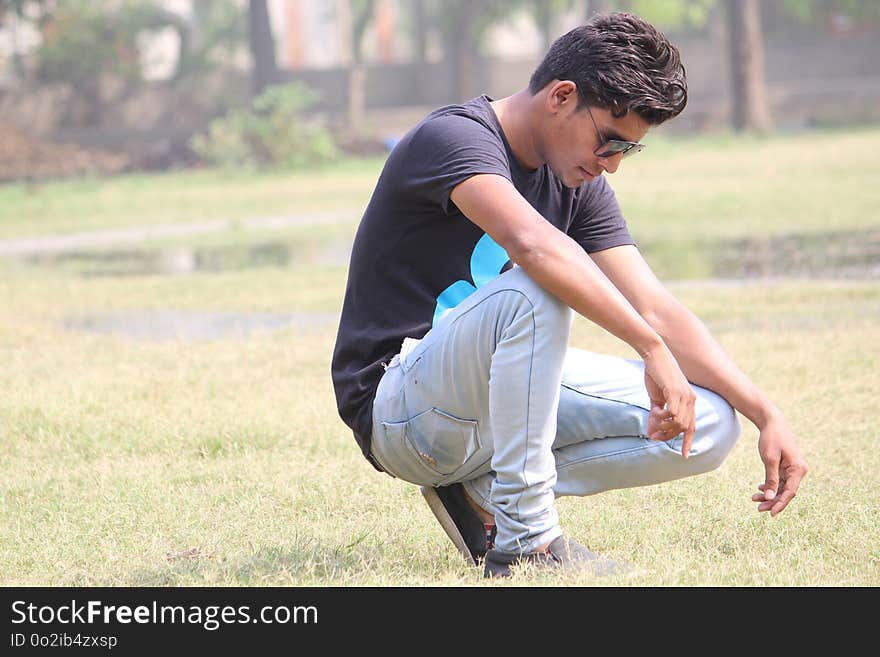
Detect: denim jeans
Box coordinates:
(370, 266, 741, 553)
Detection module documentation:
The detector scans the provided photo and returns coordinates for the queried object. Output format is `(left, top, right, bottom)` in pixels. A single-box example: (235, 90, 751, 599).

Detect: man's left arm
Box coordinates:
(591, 245, 809, 517)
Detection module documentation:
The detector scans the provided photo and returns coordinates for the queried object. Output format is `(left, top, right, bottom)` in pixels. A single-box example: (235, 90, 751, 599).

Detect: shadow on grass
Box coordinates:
(126, 536, 402, 586)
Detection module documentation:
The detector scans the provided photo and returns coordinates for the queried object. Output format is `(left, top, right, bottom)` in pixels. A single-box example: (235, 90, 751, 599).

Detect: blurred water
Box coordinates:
(9, 228, 878, 280)
(11, 228, 880, 343)
(23, 238, 353, 277)
(712, 228, 880, 279)
(62, 310, 339, 341)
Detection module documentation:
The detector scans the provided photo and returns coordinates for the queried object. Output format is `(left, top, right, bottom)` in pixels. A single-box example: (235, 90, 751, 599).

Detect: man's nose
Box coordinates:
(597, 153, 622, 174)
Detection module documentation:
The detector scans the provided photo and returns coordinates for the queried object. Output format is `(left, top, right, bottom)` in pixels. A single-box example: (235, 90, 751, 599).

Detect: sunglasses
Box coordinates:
(586, 104, 645, 159)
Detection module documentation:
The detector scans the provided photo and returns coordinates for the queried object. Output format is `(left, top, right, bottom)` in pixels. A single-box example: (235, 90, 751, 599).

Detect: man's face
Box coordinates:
(541, 83, 650, 189)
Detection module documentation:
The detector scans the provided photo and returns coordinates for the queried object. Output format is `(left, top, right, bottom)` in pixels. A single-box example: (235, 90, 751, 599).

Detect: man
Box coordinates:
(331, 12, 807, 578)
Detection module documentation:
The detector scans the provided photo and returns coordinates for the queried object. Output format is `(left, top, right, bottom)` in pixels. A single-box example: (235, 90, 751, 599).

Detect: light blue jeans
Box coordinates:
(370, 266, 741, 553)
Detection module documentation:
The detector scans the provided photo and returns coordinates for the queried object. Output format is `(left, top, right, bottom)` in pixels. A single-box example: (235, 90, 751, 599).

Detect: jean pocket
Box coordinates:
(398, 407, 481, 477)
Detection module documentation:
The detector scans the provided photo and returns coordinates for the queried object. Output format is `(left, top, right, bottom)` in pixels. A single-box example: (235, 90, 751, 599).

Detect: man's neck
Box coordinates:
(490, 89, 544, 172)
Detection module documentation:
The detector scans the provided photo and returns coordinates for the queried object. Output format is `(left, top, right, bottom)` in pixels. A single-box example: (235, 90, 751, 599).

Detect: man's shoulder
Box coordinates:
(410, 96, 501, 146)
(423, 94, 496, 125)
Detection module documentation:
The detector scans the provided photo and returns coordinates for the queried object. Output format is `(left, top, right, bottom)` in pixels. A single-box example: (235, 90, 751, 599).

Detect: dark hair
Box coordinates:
(528, 12, 687, 125)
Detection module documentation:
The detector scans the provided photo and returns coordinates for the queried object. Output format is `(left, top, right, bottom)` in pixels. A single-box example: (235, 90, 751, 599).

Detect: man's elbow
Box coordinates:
(504, 224, 559, 270)
(508, 239, 546, 269)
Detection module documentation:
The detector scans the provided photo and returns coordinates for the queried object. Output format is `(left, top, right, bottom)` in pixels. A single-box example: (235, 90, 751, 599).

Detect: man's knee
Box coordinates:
(691, 395, 741, 473)
(498, 266, 572, 330)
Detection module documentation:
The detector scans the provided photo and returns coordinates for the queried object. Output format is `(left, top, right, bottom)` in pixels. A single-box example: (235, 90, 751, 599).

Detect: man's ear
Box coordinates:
(546, 80, 578, 114)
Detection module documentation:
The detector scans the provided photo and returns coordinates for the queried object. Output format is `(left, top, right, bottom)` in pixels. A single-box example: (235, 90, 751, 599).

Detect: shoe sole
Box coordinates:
(420, 486, 478, 566)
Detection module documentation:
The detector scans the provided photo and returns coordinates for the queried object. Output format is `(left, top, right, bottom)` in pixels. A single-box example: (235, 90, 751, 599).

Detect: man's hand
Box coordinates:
(751, 413, 808, 517)
(642, 343, 696, 458)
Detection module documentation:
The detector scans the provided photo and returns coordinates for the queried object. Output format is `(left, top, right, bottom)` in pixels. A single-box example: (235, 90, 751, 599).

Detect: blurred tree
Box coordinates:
(411, 0, 428, 64)
(599, 0, 717, 28)
(191, 81, 337, 170)
(0, 0, 49, 79)
(248, 0, 278, 96)
(0, 0, 43, 22)
(782, 0, 880, 24)
(174, 1, 245, 82)
(399, 0, 433, 111)
(438, 0, 511, 101)
(337, 0, 375, 132)
(725, 0, 770, 132)
(580, 0, 772, 133)
(35, 1, 183, 125)
(527, 0, 576, 52)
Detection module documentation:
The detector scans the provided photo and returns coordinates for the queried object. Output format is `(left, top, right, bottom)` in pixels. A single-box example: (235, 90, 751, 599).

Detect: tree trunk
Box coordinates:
(7, 13, 23, 79)
(726, 0, 771, 132)
(410, 0, 430, 107)
(341, 0, 374, 133)
(413, 0, 427, 64)
(447, 1, 477, 102)
(248, 0, 278, 97)
(348, 63, 366, 131)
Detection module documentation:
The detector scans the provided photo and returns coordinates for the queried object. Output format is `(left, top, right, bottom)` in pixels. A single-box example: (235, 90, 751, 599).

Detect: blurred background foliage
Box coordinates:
(0, 0, 878, 178)
(190, 81, 338, 170)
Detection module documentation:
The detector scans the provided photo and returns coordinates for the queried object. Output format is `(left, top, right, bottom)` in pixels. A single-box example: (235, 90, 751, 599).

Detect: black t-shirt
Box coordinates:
(331, 95, 635, 468)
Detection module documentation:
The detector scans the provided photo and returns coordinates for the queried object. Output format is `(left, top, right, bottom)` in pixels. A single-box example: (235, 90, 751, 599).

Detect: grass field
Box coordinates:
(1, 126, 878, 586)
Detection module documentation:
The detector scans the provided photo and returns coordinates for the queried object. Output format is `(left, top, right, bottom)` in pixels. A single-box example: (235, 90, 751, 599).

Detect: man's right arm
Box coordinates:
(450, 173, 698, 455)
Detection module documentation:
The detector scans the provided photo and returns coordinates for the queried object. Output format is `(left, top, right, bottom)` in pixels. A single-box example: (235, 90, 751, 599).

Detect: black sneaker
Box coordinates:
(483, 535, 621, 578)
(421, 484, 496, 566)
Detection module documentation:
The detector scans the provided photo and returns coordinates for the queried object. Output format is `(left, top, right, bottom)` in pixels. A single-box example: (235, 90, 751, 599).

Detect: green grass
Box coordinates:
(4, 126, 878, 279)
(0, 157, 383, 239)
(1, 126, 878, 586)
(1, 264, 876, 586)
(617, 125, 880, 239)
(613, 126, 880, 277)
(2, 126, 879, 244)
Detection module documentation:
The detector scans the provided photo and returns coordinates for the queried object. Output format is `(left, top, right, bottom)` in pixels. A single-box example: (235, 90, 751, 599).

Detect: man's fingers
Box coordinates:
(648, 409, 674, 425)
(769, 470, 805, 516)
(670, 391, 696, 459)
(770, 489, 797, 516)
(648, 419, 688, 441)
(648, 415, 677, 435)
(681, 416, 695, 459)
(753, 490, 793, 515)
(762, 459, 780, 500)
(647, 399, 695, 458)
(647, 409, 669, 439)
(753, 482, 797, 515)
(647, 406, 684, 440)
(756, 482, 776, 498)
(671, 389, 696, 459)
